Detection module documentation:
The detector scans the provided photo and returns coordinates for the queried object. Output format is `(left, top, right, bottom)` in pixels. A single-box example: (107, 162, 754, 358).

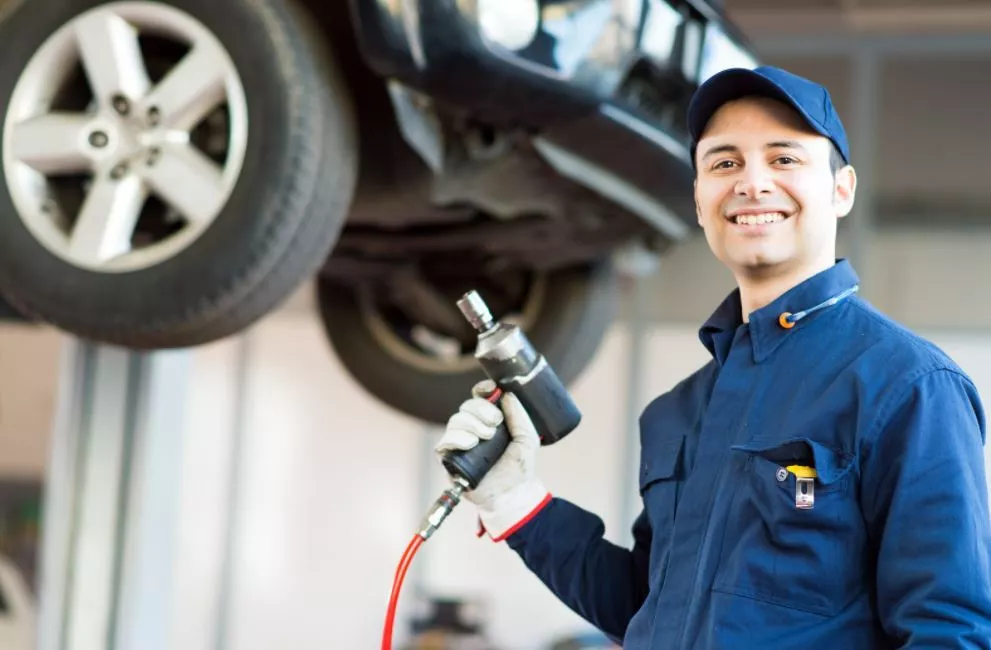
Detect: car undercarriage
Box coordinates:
(0, 0, 758, 422)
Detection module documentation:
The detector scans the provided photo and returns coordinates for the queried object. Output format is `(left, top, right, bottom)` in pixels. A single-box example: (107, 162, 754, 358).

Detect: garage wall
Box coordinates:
(223, 316, 426, 650)
(632, 226, 991, 332)
(0, 324, 61, 479)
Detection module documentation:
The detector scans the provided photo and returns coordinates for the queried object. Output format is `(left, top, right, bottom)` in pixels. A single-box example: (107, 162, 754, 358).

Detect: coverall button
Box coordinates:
(776, 467, 788, 482)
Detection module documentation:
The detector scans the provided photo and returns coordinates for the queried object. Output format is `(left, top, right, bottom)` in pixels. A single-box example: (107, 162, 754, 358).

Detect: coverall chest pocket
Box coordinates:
(639, 435, 685, 587)
(713, 437, 865, 617)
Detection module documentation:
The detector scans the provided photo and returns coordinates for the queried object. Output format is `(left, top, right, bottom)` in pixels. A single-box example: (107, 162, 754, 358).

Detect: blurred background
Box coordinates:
(2, 0, 991, 649)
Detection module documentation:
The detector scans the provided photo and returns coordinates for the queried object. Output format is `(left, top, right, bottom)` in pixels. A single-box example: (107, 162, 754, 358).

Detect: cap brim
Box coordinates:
(688, 68, 830, 145)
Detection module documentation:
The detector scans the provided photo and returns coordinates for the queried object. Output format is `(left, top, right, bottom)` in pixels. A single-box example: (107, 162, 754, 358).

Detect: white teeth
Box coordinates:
(734, 212, 785, 225)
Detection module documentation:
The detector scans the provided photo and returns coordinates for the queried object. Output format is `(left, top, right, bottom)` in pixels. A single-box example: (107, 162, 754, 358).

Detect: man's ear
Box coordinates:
(833, 165, 857, 218)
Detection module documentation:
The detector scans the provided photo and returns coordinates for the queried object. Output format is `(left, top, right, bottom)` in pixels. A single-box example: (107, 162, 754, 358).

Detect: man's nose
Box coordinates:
(734, 165, 775, 199)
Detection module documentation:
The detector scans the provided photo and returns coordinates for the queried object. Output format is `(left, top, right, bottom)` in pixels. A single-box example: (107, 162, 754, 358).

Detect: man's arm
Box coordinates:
(506, 501, 652, 643)
(860, 368, 991, 648)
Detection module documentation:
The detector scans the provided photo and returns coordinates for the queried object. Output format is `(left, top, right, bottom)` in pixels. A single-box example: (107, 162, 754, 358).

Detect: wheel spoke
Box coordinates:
(140, 44, 228, 131)
(8, 113, 95, 174)
(69, 175, 147, 265)
(74, 9, 151, 107)
(142, 144, 226, 224)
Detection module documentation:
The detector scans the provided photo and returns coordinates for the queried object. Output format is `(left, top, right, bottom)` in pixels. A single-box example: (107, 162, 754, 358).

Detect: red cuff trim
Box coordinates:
(491, 492, 553, 542)
(476, 516, 486, 538)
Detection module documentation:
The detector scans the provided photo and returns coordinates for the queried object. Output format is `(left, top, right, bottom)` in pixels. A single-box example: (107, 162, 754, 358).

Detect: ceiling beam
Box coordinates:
(735, 23, 991, 57)
(730, 3, 991, 56)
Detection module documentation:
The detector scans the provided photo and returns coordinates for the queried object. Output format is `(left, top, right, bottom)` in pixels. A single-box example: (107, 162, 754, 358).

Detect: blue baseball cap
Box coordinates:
(687, 65, 850, 166)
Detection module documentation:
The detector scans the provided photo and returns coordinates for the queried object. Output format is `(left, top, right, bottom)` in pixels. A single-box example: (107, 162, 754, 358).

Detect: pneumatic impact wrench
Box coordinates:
(380, 290, 583, 649)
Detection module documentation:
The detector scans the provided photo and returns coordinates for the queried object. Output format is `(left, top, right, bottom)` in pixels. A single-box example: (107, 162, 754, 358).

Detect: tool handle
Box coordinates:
(440, 391, 511, 490)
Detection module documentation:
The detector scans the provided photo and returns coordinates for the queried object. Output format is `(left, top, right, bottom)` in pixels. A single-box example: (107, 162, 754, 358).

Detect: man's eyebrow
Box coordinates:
(700, 144, 738, 161)
(765, 140, 807, 151)
(700, 140, 810, 161)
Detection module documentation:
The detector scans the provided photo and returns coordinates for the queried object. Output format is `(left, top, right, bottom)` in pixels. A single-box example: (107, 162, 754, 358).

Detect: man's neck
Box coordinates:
(737, 259, 835, 323)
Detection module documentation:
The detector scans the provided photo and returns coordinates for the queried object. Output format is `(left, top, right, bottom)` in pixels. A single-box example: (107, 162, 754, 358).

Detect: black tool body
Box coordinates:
(440, 291, 582, 489)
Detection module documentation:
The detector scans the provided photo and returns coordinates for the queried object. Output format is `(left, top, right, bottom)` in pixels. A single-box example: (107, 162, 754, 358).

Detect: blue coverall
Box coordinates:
(507, 260, 991, 648)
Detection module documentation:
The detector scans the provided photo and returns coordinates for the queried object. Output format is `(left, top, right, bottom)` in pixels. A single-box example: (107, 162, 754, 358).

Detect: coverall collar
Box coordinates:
(700, 259, 860, 365)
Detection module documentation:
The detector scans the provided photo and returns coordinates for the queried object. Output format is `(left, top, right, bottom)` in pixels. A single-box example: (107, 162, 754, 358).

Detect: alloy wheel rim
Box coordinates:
(2, 1, 249, 273)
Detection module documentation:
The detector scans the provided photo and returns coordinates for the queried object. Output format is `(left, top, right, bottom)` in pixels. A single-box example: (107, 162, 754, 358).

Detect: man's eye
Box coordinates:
(774, 156, 797, 165)
(712, 160, 737, 170)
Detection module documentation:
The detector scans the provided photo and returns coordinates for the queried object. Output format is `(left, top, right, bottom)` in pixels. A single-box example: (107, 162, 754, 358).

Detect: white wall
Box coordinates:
(0, 324, 61, 479)
(223, 316, 426, 650)
(636, 226, 991, 331)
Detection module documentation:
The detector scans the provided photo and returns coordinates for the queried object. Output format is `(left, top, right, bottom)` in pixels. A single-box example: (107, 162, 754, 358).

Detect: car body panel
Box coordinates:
(342, 0, 758, 247)
(349, 0, 757, 128)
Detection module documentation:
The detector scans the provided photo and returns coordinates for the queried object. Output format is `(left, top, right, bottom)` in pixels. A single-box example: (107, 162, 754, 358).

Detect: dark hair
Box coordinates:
(829, 143, 846, 176)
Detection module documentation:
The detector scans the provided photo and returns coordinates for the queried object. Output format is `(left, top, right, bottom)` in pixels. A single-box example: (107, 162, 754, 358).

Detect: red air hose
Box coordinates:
(381, 389, 501, 649)
(381, 533, 424, 650)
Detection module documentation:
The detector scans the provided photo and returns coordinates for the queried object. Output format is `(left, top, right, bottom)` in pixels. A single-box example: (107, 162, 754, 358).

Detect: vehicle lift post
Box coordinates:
(34, 338, 237, 650)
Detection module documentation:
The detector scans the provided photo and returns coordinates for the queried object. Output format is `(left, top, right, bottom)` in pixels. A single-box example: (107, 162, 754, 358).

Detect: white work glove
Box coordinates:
(435, 380, 551, 541)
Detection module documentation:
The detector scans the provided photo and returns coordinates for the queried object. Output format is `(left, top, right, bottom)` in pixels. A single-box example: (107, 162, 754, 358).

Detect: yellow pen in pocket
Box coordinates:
(786, 465, 817, 479)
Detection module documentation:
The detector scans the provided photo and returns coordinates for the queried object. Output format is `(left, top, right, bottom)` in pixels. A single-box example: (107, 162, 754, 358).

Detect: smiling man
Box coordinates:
(435, 66, 991, 649)
(691, 75, 856, 318)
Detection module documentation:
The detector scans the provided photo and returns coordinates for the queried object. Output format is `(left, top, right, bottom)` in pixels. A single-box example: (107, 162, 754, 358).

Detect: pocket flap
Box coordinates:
(731, 437, 852, 486)
(639, 436, 684, 490)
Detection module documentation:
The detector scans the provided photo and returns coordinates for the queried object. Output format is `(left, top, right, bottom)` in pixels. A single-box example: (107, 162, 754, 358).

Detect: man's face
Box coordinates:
(693, 96, 856, 280)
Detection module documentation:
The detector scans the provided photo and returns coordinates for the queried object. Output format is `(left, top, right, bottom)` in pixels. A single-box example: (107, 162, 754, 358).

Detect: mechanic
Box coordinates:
(435, 65, 991, 648)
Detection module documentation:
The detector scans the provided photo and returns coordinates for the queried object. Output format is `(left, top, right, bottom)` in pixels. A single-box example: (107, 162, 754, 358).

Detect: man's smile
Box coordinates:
(724, 207, 795, 228)
(728, 211, 788, 225)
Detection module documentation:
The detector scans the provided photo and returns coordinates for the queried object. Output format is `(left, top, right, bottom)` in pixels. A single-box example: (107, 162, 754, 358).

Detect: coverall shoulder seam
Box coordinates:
(862, 366, 977, 461)
(847, 301, 968, 443)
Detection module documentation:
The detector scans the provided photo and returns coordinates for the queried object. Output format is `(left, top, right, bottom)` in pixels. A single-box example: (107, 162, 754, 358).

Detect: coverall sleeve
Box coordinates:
(860, 368, 991, 648)
(505, 496, 652, 643)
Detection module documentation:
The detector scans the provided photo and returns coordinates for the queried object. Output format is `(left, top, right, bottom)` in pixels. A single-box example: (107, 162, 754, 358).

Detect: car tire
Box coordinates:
(316, 260, 618, 425)
(0, 293, 29, 323)
(0, 0, 357, 348)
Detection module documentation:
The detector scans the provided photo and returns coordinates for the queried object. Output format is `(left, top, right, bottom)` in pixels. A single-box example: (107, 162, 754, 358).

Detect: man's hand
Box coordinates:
(435, 380, 551, 540)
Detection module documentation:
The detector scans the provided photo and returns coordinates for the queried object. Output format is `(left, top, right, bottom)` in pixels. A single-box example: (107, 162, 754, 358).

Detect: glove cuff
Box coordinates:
(475, 480, 552, 542)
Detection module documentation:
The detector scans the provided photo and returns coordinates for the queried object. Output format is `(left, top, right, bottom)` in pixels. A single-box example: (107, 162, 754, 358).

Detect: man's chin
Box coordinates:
(732, 256, 793, 279)
(731, 253, 837, 285)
